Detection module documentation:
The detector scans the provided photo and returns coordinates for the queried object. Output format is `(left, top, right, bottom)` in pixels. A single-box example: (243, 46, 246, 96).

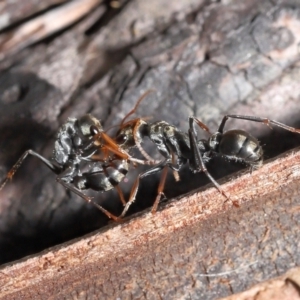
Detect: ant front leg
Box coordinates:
(217, 115, 300, 134)
(0, 150, 62, 192)
(188, 117, 210, 172)
(188, 117, 229, 200)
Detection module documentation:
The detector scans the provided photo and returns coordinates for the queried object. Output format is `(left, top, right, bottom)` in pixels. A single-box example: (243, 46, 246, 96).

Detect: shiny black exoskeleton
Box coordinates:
(116, 114, 300, 216)
(53, 115, 129, 195)
(117, 119, 192, 168)
(188, 115, 265, 173)
(0, 114, 135, 220)
(207, 129, 262, 167)
(189, 114, 300, 173)
(115, 118, 223, 217)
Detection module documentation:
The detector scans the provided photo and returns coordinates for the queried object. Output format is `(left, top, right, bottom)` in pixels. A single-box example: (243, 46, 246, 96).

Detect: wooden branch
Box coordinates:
(0, 0, 69, 31)
(0, 0, 104, 59)
(1, 147, 300, 299)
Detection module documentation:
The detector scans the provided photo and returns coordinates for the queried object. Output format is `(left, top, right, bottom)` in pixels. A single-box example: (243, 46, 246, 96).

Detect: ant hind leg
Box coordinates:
(217, 115, 300, 134)
(56, 177, 122, 222)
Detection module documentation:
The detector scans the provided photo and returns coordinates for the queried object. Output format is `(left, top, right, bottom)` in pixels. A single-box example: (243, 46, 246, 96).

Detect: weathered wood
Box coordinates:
(0, 147, 300, 299)
(0, 0, 69, 30)
(0, 0, 104, 59)
(222, 267, 300, 300)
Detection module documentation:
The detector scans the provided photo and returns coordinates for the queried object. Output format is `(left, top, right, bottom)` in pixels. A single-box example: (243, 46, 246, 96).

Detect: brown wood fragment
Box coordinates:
(221, 267, 300, 300)
(0, 148, 300, 299)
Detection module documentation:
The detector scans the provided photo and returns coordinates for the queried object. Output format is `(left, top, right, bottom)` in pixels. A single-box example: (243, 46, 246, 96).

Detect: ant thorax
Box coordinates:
(53, 115, 102, 166)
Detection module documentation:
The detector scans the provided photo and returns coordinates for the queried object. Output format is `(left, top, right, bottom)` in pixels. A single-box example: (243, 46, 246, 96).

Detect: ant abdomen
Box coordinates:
(218, 130, 263, 166)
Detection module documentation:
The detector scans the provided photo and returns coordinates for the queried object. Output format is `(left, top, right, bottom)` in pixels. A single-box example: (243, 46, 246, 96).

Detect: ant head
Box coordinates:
(115, 124, 136, 149)
(116, 119, 148, 150)
(77, 114, 103, 138)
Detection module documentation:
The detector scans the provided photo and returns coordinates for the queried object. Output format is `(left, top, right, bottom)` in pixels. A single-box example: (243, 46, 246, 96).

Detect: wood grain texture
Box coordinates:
(0, 148, 300, 299)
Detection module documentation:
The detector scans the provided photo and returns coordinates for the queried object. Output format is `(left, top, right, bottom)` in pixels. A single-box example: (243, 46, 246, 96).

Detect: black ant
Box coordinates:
(0, 112, 154, 221)
(115, 100, 300, 217)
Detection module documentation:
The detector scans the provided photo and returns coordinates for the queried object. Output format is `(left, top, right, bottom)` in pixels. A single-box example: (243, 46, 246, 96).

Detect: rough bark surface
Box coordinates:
(222, 267, 300, 300)
(0, 148, 300, 299)
(0, 0, 300, 298)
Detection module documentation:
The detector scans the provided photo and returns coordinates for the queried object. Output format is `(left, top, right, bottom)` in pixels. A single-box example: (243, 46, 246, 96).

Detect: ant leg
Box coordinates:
(188, 117, 209, 172)
(56, 177, 122, 222)
(151, 165, 169, 214)
(119, 160, 168, 218)
(217, 115, 300, 134)
(115, 185, 126, 206)
(0, 150, 62, 192)
(188, 118, 229, 199)
(189, 117, 213, 135)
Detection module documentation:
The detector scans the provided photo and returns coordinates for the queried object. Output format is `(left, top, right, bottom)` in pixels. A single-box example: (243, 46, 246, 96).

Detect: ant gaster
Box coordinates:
(116, 102, 300, 217)
(0, 114, 153, 221)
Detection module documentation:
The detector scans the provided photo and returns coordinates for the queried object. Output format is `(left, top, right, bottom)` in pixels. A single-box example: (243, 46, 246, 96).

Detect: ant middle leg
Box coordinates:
(217, 115, 300, 134)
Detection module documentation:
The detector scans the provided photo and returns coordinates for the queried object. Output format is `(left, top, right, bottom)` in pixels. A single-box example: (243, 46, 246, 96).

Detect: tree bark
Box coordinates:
(1, 148, 300, 299)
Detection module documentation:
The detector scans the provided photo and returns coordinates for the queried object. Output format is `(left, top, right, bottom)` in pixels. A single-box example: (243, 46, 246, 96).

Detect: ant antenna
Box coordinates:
(120, 89, 156, 126)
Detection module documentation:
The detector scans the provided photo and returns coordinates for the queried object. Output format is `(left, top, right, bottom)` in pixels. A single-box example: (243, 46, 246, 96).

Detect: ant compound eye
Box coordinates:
(90, 125, 99, 136)
(116, 133, 127, 144)
(78, 114, 103, 136)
